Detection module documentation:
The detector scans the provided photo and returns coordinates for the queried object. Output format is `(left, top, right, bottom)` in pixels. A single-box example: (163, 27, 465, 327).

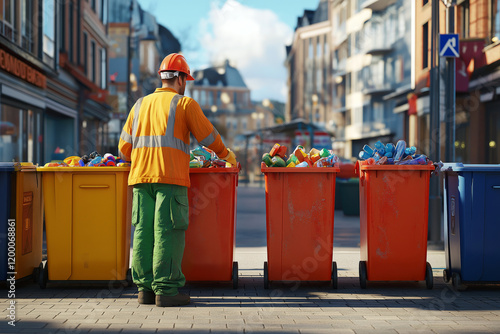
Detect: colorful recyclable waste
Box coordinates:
(189, 146, 232, 168)
(357, 140, 432, 165)
(43, 151, 130, 167)
(261, 143, 339, 168)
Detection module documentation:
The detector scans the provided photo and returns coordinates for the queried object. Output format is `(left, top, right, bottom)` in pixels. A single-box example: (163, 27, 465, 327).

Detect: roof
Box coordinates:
(295, 0, 328, 30)
(158, 25, 181, 54)
(192, 60, 248, 88)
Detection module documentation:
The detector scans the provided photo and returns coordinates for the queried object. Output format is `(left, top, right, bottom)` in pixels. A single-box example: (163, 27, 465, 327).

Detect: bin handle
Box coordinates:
(493, 186, 500, 189)
(79, 185, 110, 189)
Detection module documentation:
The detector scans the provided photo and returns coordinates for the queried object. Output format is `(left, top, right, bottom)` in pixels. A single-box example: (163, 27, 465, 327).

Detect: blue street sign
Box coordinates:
(439, 34, 460, 57)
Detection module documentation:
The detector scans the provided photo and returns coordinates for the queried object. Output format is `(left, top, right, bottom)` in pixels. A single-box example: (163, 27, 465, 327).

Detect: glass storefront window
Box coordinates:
(0, 104, 41, 163)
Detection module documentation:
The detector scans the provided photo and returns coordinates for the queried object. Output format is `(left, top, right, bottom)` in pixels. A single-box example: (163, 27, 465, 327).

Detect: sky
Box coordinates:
(136, 0, 321, 102)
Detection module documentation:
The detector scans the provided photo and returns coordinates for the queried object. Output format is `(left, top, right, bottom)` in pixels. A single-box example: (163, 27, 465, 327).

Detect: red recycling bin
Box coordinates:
(182, 167, 239, 288)
(261, 163, 340, 289)
(355, 162, 435, 289)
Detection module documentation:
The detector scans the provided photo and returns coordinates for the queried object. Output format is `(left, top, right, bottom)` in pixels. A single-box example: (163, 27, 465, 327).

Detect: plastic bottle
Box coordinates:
(374, 140, 385, 156)
(262, 153, 273, 167)
(376, 156, 388, 165)
(359, 151, 371, 160)
(320, 148, 330, 158)
(363, 145, 374, 156)
(385, 143, 395, 158)
(394, 140, 407, 161)
(405, 146, 417, 156)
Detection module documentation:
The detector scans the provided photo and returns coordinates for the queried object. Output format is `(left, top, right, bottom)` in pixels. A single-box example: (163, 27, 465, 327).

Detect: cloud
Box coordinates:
(198, 0, 293, 102)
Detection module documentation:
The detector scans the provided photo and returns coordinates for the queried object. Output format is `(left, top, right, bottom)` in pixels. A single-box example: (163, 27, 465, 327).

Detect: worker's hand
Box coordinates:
(222, 148, 237, 167)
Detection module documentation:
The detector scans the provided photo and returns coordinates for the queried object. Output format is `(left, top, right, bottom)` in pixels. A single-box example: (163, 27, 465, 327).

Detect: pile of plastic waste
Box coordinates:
(189, 146, 232, 168)
(43, 151, 130, 167)
(358, 140, 432, 165)
(262, 143, 339, 168)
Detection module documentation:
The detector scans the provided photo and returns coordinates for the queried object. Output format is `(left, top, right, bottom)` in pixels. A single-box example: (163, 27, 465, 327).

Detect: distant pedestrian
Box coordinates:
(118, 53, 236, 307)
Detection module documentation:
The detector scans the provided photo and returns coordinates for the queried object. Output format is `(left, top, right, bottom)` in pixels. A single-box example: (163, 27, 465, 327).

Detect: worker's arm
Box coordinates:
(118, 105, 135, 162)
(185, 99, 228, 158)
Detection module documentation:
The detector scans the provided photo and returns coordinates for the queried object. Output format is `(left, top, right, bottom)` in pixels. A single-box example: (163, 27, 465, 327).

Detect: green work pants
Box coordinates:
(131, 183, 189, 296)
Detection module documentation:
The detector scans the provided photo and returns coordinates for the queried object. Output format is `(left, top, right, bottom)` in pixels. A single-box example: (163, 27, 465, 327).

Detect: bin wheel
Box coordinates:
(39, 261, 48, 289)
(332, 262, 338, 289)
(126, 268, 133, 286)
(263, 261, 269, 289)
(452, 272, 462, 290)
(443, 269, 451, 284)
(232, 261, 239, 289)
(425, 262, 433, 289)
(359, 261, 367, 289)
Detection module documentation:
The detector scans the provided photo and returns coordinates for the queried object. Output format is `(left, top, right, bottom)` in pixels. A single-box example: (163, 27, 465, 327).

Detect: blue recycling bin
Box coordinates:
(0, 163, 15, 281)
(442, 163, 500, 288)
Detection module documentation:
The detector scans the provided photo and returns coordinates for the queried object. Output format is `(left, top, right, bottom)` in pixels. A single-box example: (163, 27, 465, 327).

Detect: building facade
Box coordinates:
(285, 0, 413, 159)
(0, 0, 111, 164)
(188, 60, 255, 149)
(414, 0, 500, 164)
(107, 0, 180, 153)
(328, 0, 412, 158)
(285, 0, 336, 132)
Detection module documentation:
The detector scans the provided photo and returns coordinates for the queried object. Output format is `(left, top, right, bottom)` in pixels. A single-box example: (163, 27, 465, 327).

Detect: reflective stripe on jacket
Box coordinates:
(118, 87, 228, 187)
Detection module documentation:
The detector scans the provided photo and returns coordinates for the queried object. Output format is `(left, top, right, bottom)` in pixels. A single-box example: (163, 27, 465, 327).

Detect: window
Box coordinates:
(460, 0, 470, 39)
(60, 0, 65, 52)
(422, 22, 429, 69)
(200, 91, 207, 106)
(100, 0, 108, 24)
(69, 1, 74, 62)
(308, 38, 313, 59)
(492, 0, 500, 43)
(91, 40, 96, 83)
(423, 0, 429, 5)
(316, 36, 321, 59)
(43, 0, 56, 61)
(100, 48, 107, 89)
(83, 33, 88, 74)
(373, 102, 384, 121)
(0, 104, 42, 163)
(1, 0, 16, 42)
(21, 0, 34, 52)
(91, 0, 97, 11)
(208, 91, 214, 106)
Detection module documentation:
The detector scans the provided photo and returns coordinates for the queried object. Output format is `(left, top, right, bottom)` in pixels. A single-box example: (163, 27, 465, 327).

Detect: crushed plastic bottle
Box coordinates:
(357, 140, 431, 165)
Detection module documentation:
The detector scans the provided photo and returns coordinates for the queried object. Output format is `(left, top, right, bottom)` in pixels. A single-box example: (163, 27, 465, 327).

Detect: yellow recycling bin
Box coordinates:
(6, 163, 43, 282)
(37, 167, 131, 288)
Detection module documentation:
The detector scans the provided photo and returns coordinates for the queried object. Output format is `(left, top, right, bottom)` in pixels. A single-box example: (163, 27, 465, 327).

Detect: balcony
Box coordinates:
(362, 83, 394, 96)
(361, 0, 398, 12)
(365, 45, 393, 55)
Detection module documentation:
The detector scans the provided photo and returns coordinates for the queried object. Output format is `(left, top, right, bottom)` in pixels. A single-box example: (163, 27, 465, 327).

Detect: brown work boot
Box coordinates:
(138, 290, 155, 305)
(155, 293, 190, 307)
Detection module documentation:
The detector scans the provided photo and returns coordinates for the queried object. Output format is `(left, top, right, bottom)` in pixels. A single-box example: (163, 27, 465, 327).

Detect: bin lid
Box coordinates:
(0, 162, 16, 172)
(441, 163, 500, 172)
(37, 166, 131, 172)
(189, 167, 240, 174)
(359, 164, 435, 171)
(261, 166, 340, 173)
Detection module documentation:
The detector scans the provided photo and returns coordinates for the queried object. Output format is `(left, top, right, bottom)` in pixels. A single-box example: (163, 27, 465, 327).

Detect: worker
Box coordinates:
(118, 53, 236, 307)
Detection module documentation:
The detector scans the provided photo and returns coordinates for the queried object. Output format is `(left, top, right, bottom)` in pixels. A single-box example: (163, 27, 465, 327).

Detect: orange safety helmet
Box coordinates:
(158, 53, 195, 81)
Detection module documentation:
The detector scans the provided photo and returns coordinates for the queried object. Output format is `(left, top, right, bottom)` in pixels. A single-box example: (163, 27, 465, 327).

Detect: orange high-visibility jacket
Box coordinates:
(118, 87, 228, 187)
